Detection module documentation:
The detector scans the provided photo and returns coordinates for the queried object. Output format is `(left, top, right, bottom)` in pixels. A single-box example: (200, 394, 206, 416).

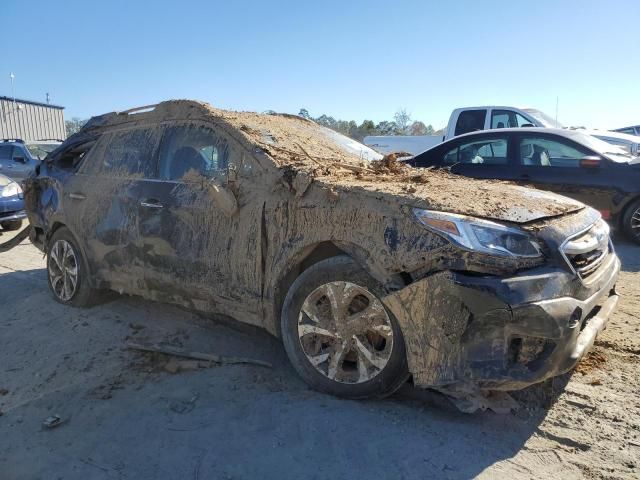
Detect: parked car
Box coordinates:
(0, 139, 62, 181)
(24, 100, 620, 404)
(613, 125, 640, 136)
(364, 106, 640, 157)
(0, 173, 26, 231)
(407, 127, 640, 244)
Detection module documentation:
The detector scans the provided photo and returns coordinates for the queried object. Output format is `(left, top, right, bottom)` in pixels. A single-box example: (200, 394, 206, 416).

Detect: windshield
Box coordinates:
(522, 108, 564, 129)
(318, 126, 382, 162)
(26, 142, 61, 160)
(570, 131, 636, 163)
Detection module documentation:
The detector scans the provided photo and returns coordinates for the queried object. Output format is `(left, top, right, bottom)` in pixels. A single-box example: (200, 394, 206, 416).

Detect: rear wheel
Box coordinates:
(46, 227, 101, 307)
(1, 220, 23, 231)
(622, 199, 640, 245)
(281, 256, 409, 399)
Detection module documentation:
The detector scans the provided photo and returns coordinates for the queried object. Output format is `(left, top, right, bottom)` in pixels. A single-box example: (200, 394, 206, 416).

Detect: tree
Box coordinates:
(409, 121, 428, 136)
(298, 108, 311, 120)
(376, 120, 400, 136)
(65, 117, 87, 137)
(394, 108, 411, 134)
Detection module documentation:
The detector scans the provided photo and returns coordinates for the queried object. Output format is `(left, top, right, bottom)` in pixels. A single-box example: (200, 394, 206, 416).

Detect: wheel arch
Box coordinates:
(270, 240, 406, 338)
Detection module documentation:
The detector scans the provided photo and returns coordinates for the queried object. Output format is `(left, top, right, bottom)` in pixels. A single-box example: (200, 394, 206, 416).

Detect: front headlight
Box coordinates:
(0, 182, 21, 198)
(413, 209, 543, 258)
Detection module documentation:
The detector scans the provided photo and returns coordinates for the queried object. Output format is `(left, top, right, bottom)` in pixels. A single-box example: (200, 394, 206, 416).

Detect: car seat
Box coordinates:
(531, 145, 550, 166)
(169, 146, 206, 179)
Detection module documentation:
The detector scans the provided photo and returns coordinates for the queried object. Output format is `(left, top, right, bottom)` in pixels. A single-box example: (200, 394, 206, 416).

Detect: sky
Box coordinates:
(2, 0, 639, 130)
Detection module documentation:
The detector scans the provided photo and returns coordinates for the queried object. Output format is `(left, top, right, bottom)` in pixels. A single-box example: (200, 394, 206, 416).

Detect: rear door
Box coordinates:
(67, 126, 163, 292)
(138, 121, 263, 319)
(514, 134, 617, 216)
(441, 133, 523, 182)
(0, 145, 16, 179)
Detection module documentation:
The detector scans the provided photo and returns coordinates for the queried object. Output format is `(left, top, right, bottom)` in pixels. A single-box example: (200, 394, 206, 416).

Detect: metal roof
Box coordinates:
(0, 95, 64, 110)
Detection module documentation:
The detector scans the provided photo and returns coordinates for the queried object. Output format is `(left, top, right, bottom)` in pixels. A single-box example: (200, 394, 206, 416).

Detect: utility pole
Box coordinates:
(46, 92, 50, 104)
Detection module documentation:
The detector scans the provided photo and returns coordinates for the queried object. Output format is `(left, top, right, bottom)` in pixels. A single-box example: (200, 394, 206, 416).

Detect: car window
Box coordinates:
(518, 137, 587, 167)
(617, 128, 636, 136)
(491, 110, 533, 129)
(12, 146, 28, 162)
(443, 138, 508, 165)
(98, 128, 159, 176)
(454, 110, 486, 136)
(158, 124, 230, 180)
(0, 145, 14, 160)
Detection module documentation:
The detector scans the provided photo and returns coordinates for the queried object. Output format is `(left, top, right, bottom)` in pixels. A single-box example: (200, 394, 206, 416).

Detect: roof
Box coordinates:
(80, 99, 382, 168)
(0, 95, 64, 110)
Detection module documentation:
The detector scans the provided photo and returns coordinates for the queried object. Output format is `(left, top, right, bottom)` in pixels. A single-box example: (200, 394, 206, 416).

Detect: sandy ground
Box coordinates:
(0, 231, 638, 480)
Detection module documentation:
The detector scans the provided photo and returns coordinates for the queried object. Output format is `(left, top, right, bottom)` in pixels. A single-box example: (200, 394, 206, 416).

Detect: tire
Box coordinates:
(622, 198, 640, 245)
(281, 256, 409, 399)
(1, 219, 23, 231)
(46, 227, 101, 307)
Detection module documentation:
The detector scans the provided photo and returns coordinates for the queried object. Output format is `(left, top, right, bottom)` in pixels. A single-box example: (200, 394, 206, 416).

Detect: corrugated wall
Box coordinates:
(0, 98, 66, 141)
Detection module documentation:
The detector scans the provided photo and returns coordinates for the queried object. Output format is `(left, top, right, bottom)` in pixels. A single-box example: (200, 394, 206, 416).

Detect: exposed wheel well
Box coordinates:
(273, 242, 347, 337)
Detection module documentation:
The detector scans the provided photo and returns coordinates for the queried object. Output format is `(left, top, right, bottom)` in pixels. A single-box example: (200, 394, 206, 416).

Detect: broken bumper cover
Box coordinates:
(383, 252, 620, 391)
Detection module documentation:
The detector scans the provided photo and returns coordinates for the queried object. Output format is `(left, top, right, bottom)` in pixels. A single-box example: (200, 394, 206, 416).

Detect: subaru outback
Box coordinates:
(24, 100, 620, 403)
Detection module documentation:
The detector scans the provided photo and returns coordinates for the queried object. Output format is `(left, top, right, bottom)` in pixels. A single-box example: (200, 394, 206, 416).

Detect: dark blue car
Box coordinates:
(408, 128, 640, 244)
(0, 173, 26, 231)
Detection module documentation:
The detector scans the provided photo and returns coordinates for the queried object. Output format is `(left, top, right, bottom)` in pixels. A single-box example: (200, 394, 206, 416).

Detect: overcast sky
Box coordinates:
(3, 0, 639, 130)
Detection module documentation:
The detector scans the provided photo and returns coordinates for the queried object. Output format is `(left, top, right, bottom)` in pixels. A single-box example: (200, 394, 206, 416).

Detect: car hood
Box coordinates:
(320, 168, 585, 225)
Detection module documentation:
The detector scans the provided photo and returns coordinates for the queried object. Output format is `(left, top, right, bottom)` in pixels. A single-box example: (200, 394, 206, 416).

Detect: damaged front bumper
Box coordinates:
(383, 251, 620, 392)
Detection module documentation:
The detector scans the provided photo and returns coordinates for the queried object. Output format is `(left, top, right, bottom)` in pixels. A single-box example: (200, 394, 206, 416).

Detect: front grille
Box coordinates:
(561, 221, 610, 279)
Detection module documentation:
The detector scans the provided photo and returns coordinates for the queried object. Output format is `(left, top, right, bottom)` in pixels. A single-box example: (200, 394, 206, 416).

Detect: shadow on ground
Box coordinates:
(0, 267, 562, 480)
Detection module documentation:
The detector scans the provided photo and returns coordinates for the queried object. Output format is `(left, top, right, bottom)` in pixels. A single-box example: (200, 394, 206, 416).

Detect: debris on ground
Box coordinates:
(42, 415, 64, 429)
(0, 388, 8, 396)
(126, 342, 273, 368)
(574, 349, 607, 375)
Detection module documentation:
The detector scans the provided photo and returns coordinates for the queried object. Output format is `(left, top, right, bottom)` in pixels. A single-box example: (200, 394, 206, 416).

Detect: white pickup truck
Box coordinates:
(364, 106, 640, 156)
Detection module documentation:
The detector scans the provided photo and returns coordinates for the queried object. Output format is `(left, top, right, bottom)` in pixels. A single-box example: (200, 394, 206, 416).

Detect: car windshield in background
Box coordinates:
(318, 126, 383, 162)
(522, 108, 565, 129)
(25, 142, 60, 160)
(570, 132, 636, 163)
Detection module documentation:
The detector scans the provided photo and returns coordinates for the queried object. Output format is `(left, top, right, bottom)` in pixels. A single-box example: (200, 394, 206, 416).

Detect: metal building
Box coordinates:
(0, 96, 66, 141)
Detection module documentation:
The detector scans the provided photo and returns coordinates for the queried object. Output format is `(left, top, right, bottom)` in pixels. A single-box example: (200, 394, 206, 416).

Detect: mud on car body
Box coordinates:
(23, 100, 620, 403)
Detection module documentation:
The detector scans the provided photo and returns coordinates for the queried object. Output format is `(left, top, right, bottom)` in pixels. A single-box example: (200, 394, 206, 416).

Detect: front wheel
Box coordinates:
(281, 256, 409, 399)
(622, 199, 640, 245)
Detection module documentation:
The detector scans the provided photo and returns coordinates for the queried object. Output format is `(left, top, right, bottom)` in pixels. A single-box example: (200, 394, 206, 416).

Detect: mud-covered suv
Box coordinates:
(24, 100, 620, 405)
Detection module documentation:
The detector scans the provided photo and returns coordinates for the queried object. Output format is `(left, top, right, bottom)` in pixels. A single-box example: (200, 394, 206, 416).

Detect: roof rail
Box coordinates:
(81, 100, 213, 133)
(1, 138, 25, 143)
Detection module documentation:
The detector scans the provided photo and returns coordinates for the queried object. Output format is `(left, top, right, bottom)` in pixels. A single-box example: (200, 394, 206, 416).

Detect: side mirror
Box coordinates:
(580, 155, 601, 168)
(14, 156, 26, 164)
(520, 123, 535, 128)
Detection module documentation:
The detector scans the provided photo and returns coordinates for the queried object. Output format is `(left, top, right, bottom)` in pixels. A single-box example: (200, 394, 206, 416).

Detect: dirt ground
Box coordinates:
(0, 231, 638, 480)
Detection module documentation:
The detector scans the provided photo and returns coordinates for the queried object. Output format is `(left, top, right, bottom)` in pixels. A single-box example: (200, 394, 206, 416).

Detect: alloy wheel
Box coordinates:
(631, 206, 640, 240)
(297, 281, 394, 384)
(48, 239, 79, 301)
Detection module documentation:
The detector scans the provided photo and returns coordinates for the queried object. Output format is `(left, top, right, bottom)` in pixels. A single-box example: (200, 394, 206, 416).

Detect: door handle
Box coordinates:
(520, 174, 531, 180)
(140, 199, 163, 209)
(68, 192, 86, 200)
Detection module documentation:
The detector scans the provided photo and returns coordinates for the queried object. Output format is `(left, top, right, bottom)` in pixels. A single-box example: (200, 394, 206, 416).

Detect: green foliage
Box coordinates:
(65, 117, 87, 137)
(298, 107, 436, 141)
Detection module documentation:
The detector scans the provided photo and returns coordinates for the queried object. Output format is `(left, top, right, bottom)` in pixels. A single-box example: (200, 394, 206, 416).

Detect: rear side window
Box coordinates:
(158, 125, 229, 180)
(98, 128, 160, 176)
(0, 145, 13, 160)
(518, 137, 587, 167)
(443, 138, 508, 165)
(454, 110, 486, 136)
